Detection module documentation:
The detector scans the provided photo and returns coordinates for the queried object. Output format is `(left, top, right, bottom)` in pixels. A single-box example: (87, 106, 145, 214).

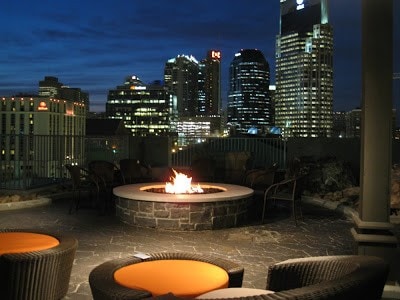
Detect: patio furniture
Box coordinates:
(196, 255, 389, 300)
(119, 158, 151, 184)
(0, 229, 78, 300)
(196, 287, 274, 298)
(88, 160, 121, 213)
(243, 163, 278, 199)
(65, 164, 101, 214)
(190, 157, 216, 182)
(89, 252, 244, 299)
(262, 174, 304, 225)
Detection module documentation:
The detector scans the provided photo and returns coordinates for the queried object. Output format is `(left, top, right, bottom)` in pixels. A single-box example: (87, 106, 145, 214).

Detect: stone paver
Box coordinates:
(0, 196, 359, 299)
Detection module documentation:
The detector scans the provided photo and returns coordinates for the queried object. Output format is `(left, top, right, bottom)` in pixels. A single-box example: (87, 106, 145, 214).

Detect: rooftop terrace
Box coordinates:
(1, 190, 399, 299)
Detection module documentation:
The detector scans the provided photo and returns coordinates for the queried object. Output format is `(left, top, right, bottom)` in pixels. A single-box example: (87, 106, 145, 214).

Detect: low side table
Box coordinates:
(114, 259, 229, 298)
(0, 229, 78, 300)
(89, 252, 244, 300)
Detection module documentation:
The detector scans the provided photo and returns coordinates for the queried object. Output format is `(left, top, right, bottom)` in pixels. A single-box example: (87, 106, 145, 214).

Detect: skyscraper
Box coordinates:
(227, 49, 271, 135)
(164, 55, 199, 117)
(275, 0, 333, 137)
(198, 50, 222, 116)
(106, 76, 170, 136)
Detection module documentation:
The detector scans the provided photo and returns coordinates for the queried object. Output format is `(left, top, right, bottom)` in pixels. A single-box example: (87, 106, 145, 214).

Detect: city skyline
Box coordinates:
(1, 0, 399, 114)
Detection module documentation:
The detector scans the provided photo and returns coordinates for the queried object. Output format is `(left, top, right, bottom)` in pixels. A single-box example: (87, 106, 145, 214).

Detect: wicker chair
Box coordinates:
(0, 229, 78, 300)
(88, 160, 121, 213)
(65, 164, 101, 214)
(197, 255, 389, 300)
(89, 252, 244, 300)
(119, 158, 151, 184)
(263, 174, 305, 225)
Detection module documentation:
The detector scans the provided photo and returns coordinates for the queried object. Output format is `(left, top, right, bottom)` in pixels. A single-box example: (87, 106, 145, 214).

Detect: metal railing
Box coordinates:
(0, 134, 286, 190)
(171, 137, 286, 169)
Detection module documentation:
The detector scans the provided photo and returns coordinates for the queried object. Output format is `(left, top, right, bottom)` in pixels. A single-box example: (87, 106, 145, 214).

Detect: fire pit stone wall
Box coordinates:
(115, 197, 249, 230)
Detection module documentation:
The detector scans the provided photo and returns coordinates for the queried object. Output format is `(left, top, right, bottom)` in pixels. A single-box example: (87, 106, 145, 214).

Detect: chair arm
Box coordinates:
(89, 256, 152, 300)
(265, 255, 388, 298)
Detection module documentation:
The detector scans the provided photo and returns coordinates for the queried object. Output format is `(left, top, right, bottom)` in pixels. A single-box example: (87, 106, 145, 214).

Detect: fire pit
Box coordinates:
(113, 171, 253, 230)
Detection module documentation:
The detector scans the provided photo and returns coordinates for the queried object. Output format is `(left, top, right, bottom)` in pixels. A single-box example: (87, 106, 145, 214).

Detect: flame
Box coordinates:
(165, 169, 204, 194)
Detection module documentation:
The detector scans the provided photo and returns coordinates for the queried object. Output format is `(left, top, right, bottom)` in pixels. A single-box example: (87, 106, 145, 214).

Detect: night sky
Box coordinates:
(1, 0, 399, 114)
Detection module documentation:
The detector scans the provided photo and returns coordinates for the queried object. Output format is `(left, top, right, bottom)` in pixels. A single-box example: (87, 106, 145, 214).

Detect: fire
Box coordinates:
(165, 169, 204, 194)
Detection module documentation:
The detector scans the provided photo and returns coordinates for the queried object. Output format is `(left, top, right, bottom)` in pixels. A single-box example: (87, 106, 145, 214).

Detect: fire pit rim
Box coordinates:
(113, 182, 254, 203)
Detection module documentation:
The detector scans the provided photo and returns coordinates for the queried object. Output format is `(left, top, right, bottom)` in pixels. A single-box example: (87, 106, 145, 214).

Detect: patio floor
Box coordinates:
(0, 193, 389, 299)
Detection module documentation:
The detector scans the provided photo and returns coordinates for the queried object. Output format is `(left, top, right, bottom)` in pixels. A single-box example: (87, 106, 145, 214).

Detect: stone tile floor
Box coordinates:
(0, 193, 365, 300)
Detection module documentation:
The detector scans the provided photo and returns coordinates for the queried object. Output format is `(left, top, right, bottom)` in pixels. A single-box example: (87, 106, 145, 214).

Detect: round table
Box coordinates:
(113, 259, 229, 298)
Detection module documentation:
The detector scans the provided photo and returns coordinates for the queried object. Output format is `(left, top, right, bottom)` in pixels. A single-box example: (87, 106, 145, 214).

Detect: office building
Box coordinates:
(227, 49, 271, 135)
(346, 108, 397, 138)
(106, 76, 170, 136)
(39, 76, 89, 110)
(332, 111, 346, 138)
(164, 55, 199, 117)
(275, 0, 333, 137)
(198, 50, 222, 116)
(175, 115, 222, 147)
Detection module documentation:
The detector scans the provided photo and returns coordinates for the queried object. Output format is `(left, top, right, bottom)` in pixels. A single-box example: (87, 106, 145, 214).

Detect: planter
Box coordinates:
(0, 197, 51, 211)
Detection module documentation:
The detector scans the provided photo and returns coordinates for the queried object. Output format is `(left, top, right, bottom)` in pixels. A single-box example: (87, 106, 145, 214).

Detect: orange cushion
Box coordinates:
(114, 259, 229, 298)
(0, 232, 60, 255)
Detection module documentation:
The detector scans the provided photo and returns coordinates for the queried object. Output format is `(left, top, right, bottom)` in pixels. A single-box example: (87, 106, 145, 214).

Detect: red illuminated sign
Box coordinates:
(37, 101, 48, 111)
(211, 50, 221, 60)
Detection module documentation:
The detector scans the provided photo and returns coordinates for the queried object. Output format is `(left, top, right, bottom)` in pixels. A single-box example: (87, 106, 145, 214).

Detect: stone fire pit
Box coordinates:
(113, 183, 253, 231)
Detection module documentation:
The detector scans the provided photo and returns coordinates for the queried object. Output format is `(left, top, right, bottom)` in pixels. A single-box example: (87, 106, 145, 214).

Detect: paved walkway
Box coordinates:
(0, 193, 363, 300)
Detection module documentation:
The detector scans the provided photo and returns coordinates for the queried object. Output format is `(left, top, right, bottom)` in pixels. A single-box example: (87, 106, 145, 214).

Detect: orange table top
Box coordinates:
(0, 232, 59, 255)
(114, 259, 229, 298)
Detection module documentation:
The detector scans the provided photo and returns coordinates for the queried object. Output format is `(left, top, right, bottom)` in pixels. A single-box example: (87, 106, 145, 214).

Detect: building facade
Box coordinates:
(164, 55, 199, 118)
(227, 49, 271, 135)
(332, 111, 346, 138)
(0, 95, 86, 184)
(198, 50, 222, 116)
(275, 0, 333, 137)
(39, 76, 89, 112)
(346, 108, 397, 138)
(175, 115, 222, 147)
(106, 76, 170, 137)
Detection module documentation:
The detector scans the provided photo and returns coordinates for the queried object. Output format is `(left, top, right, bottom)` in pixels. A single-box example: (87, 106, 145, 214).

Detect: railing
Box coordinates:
(0, 135, 87, 190)
(0, 134, 287, 190)
(171, 137, 287, 170)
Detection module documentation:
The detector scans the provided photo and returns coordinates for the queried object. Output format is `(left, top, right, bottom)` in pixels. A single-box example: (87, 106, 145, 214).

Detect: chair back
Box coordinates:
(65, 164, 86, 188)
(88, 160, 118, 186)
(265, 255, 389, 300)
(119, 159, 145, 184)
(190, 157, 216, 182)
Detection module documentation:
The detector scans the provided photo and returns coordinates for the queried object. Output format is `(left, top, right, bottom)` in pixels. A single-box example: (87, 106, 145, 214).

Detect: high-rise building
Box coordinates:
(275, 0, 333, 137)
(39, 76, 89, 109)
(332, 111, 346, 138)
(345, 108, 397, 138)
(164, 55, 199, 117)
(198, 50, 222, 116)
(0, 94, 86, 182)
(227, 49, 271, 135)
(106, 76, 170, 136)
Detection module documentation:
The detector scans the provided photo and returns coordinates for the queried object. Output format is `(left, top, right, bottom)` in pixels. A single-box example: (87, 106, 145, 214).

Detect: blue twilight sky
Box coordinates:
(0, 0, 399, 114)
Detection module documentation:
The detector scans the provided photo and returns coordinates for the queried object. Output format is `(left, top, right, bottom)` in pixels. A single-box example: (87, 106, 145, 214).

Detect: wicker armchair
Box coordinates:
(0, 229, 78, 300)
(89, 252, 244, 300)
(198, 255, 389, 300)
